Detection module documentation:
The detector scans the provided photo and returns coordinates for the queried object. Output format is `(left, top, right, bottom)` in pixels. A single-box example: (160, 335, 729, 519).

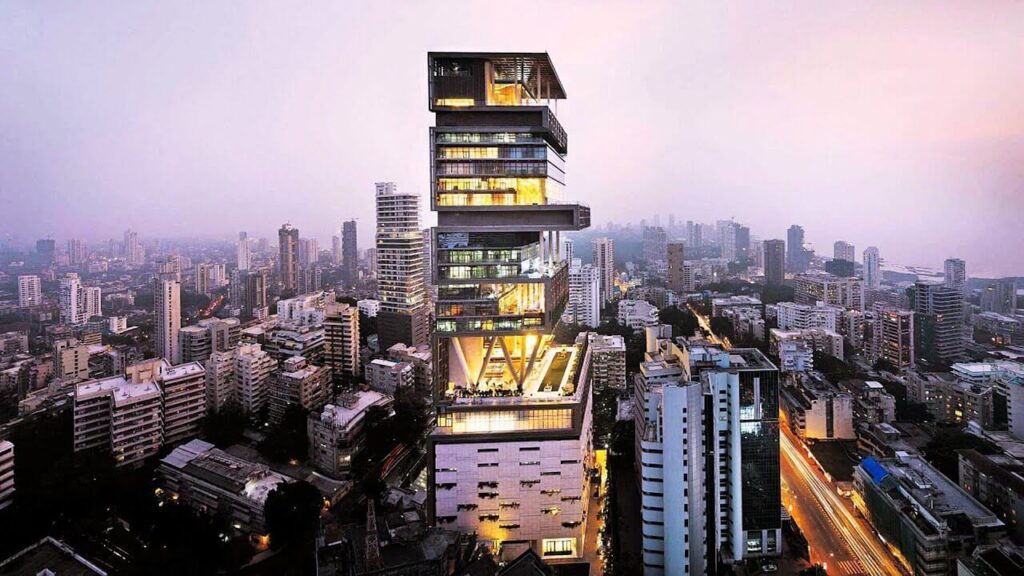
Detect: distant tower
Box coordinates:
(667, 242, 687, 293)
(278, 224, 299, 292)
(787, 225, 807, 273)
(237, 231, 250, 271)
(763, 239, 785, 286)
(59, 273, 85, 325)
(342, 220, 358, 286)
(833, 241, 855, 263)
(863, 246, 881, 289)
(944, 258, 967, 295)
(18, 275, 42, 308)
(593, 237, 616, 304)
(154, 278, 182, 364)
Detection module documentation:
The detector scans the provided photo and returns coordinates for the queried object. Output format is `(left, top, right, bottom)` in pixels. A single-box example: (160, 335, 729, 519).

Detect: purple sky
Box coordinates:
(2, 1, 1022, 276)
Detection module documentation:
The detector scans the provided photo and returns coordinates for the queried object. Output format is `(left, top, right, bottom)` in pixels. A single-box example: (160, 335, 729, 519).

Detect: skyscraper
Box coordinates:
(237, 231, 250, 271)
(324, 301, 360, 384)
(642, 226, 667, 264)
(66, 238, 87, 266)
(331, 234, 342, 266)
(59, 273, 86, 325)
(872, 304, 914, 369)
(124, 229, 144, 267)
(944, 258, 967, 294)
(981, 278, 1018, 315)
(341, 219, 358, 287)
(426, 52, 593, 559)
(787, 225, 808, 273)
(36, 238, 56, 266)
(833, 240, 855, 263)
(763, 239, 785, 286)
(913, 281, 964, 364)
(593, 237, 615, 305)
(564, 260, 600, 328)
(375, 182, 428, 350)
(734, 224, 751, 264)
(155, 278, 182, 364)
(17, 275, 42, 308)
(278, 224, 299, 293)
(666, 242, 687, 293)
(635, 338, 781, 573)
(863, 246, 881, 289)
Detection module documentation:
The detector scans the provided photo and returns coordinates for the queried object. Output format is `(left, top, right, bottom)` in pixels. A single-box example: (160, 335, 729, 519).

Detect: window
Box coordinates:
(542, 538, 576, 557)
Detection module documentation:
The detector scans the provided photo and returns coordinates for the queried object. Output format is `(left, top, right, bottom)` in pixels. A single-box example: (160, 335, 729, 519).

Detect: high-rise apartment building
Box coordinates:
(426, 52, 594, 560)
(913, 281, 964, 364)
(981, 278, 1018, 315)
(642, 226, 667, 264)
(74, 375, 163, 467)
(66, 238, 87, 266)
(341, 219, 358, 286)
(125, 359, 207, 447)
(18, 275, 42, 308)
(324, 301, 360, 384)
(231, 267, 269, 321)
(794, 272, 865, 312)
(583, 332, 625, 390)
(375, 181, 429, 350)
(666, 242, 687, 293)
(787, 225, 808, 273)
(863, 246, 881, 289)
(59, 273, 86, 325)
(833, 240, 855, 263)
(205, 348, 237, 414)
(278, 223, 299, 292)
(237, 231, 250, 271)
(635, 339, 781, 574)
(154, 278, 182, 364)
(179, 317, 241, 364)
(235, 343, 277, 423)
(298, 237, 319, 268)
(36, 238, 56, 266)
(564, 260, 600, 328)
(124, 229, 144, 267)
(719, 221, 737, 261)
(593, 237, 615, 305)
(331, 234, 342, 266)
(269, 356, 331, 424)
(84, 286, 102, 318)
(734, 224, 750, 263)
(871, 304, 914, 370)
(763, 239, 785, 286)
(944, 258, 967, 294)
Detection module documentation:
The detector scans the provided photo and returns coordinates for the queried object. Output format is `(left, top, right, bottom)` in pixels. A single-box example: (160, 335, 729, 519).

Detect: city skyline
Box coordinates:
(3, 2, 1023, 276)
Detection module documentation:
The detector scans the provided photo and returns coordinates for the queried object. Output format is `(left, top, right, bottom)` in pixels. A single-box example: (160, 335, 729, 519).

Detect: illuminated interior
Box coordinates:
(438, 335, 582, 403)
(436, 177, 562, 207)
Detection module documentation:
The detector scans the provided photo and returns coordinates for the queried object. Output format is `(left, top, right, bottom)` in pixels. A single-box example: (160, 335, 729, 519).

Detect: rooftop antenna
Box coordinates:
(365, 499, 382, 571)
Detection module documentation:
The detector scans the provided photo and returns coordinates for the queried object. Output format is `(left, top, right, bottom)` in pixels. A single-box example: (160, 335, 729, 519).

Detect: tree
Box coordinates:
(813, 350, 852, 383)
(264, 481, 322, 575)
(202, 401, 247, 447)
(873, 357, 898, 374)
(265, 481, 322, 548)
(658, 306, 698, 340)
(258, 404, 310, 463)
(922, 427, 999, 482)
(709, 317, 734, 341)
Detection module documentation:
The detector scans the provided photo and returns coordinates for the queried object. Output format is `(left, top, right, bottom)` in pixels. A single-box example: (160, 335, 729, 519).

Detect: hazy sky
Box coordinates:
(2, 1, 1022, 276)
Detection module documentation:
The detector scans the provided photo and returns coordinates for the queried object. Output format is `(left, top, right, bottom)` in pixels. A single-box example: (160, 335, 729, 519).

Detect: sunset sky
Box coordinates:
(2, 1, 1022, 276)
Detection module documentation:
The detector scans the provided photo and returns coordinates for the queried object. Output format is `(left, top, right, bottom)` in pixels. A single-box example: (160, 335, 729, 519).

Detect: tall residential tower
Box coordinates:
(427, 52, 593, 560)
(375, 182, 429, 349)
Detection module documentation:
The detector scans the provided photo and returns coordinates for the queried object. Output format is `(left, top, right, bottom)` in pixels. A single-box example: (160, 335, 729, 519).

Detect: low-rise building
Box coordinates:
(364, 358, 414, 395)
(386, 343, 432, 392)
(958, 449, 1024, 545)
(780, 384, 854, 441)
(616, 299, 659, 333)
(851, 380, 897, 424)
(269, 356, 331, 423)
(357, 299, 381, 318)
(308, 391, 394, 478)
(158, 439, 291, 534)
(854, 453, 1004, 576)
(178, 317, 241, 364)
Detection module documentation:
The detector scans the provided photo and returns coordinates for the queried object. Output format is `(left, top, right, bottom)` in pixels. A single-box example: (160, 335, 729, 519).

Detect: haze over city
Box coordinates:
(2, 1, 1022, 276)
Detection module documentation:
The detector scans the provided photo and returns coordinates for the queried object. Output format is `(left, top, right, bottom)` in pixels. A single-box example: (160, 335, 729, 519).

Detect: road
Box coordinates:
(780, 428, 906, 576)
(688, 305, 732, 348)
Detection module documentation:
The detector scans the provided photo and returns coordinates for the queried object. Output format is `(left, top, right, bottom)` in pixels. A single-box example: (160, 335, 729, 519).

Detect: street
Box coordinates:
(780, 427, 906, 576)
